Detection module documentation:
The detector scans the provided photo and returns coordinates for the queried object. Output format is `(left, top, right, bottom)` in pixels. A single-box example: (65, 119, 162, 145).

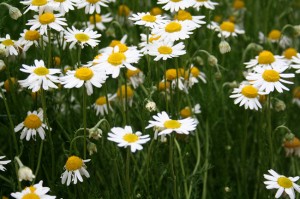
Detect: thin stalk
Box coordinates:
(126, 147, 131, 199)
(123, 71, 128, 124)
(169, 134, 178, 199)
(83, 86, 87, 159)
(201, 120, 209, 199)
(163, 60, 168, 112)
(32, 141, 44, 184)
(267, 95, 273, 167)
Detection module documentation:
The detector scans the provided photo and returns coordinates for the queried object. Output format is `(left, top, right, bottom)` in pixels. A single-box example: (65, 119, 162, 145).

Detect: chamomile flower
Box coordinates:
(152, 20, 194, 42)
(244, 50, 287, 69)
(157, 0, 193, 12)
(229, 83, 265, 110)
(207, 21, 245, 38)
(64, 26, 101, 49)
(60, 65, 107, 95)
(292, 86, 300, 107)
(11, 181, 56, 199)
(14, 108, 48, 141)
(191, 0, 218, 10)
(174, 10, 206, 29)
(185, 65, 206, 88)
(283, 48, 298, 64)
(126, 68, 145, 89)
(0, 34, 19, 56)
(18, 29, 43, 51)
(291, 53, 300, 73)
(108, 126, 150, 153)
(129, 12, 167, 28)
(139, 34, 161, 55)
(20, 0, 49, 14)
(48, 0, 76, 15)
(148, 40, 186, 61)
(145, 111, 198, 135)
(61, 156, 90, 186)
(77, 0, 109, 14)
(26, 12, 67, 35)
(165, 68, 187, 93)
(88, 13, 113, 30)
(180, 104, 201, 118)
(283, 136, 300, 157)
(115, 85, 134, 107)
(0, 156, 11, 171)
(246, 65, 295, 94)
(18, 59, 61, 92)
(92, 94, 115, 116)
(264, 169, 300, 199)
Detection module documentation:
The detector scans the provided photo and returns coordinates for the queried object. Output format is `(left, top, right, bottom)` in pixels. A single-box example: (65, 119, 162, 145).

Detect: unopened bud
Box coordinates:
(248, 43, 263, 52)
(9, 6, 22, 20)
(214, 71, 222, 80)
(208, 55, 218, 66)
(274, 100, 286, 112)
(285, 133, 295, 141)
(293, 25, 300, 37)
(0, 46, 6, 58)
(219, 40, 231, 54)
(18, 166, 35, 181)
(0, 60, 6, 71)
(193, 56, 204, 66)
(224, 187, 231, 192)
(87, 142, 97, 155)
(88, 128, 102, 140)
(145, 101, 156, 112)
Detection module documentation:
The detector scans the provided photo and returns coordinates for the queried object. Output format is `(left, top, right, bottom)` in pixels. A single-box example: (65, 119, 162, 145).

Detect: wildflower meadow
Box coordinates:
(1, 0, 300, 198)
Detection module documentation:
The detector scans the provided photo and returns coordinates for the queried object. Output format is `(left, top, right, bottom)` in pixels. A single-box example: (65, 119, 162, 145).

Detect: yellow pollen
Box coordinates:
(150, 7, 163, 16)
(54, 0, 66, 2)
(164, 120, 181, 129)
(277, 177, 293, 188)
(109, 40, 121, 47)
(75, 33, 90, 42)
(116, 43, 128, 53)
(89, 14, 102, 23)
(259, 95, 267, 103)
(33, 67, 49, 76)
(284, 137, 300, 148)
(65, 156, 83, 171)
(158, 46, 173, 54)
(241, 85, 258, 98)
(141, 14, 156, 22)
(283, 48, 297, 59)
(262, 69, 280, 82)
(197, 0, 207, 1)
(108, 52, 126, 66)
(165, 69, 177, 81)
(258, 50, 275, 64)
(190, 67, 200, 77)
(118, 5, 131, 17)
(158, 81, 170, 91)
(2, 39, 14, 46)
(220, 21, 235, 32)
(25, 30, 40, 41)
(165, 22, 182, 33)
(233, 0, 245, 9)
(175, 10, 192, 21)
(293, 86, 300, 99)
(53, 56, 61, 66)
(180, 108, 191, 118)
(149, 35, 160, 43)
(123, 133, 139, 143)
(126, 68, 140, 78)
(171, 0, 181, 2)
(39, 13, 55, 25)
(24, 114, 42, 129)
(95, 96, 107, 105)
(117, 85, 134, 98)
(75, 67, 94, 80)
(268, 29, 281, 40)
(31, 0, 47, 6)
(4, 78, 16, 92)
(22, 193, 40, 199)
(86, 0, 99, 3)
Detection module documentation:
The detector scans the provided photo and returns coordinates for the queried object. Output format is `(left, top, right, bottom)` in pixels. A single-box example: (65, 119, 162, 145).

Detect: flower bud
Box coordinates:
(0, 60, 6, 71)
(18, 166, 35, 181)
(214, 71, 222, 80)
(208, 55, 218, 66)
(219, 40, 231, 54)
(274, 100, 286, 112)
(9, 6, 22, 20)
(87, 142, 97, 156)
(193, 56, 204, 66)
(145, 101, 156, 112)
(88, 128, 102, 140)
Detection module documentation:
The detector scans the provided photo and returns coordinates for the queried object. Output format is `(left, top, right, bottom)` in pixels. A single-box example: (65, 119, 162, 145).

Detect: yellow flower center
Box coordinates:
(158, 46, 173, 54)
(116, 43, 128, 53)
(165, 69, 177, 81)
(141, 14, 156, 22)
(24, 114, 42, 129)
(123, 133, 139, 143)
(86, 0, 99, 3)
(89, 14, 102, 23)
(75, 67, 94, 80)
(262, 69, 280, 82)
(233, 0, 245, 9)
(65, 156, 83, 171)
(220, 21, 235, 32)
(277, 177, 293, 188)
(293, 86, 300, 99)
(164, 120, 181, 129)
(31, 0, 47, 6)
(54, 0, 66, 2)
(175, 10, 192, 21)
(33, 67, 49, 76)
(2, 39, 14, 46)
(126, 68, 140, 78)
(190, 67, 200, 77)
(28, 186, 37, 192)
(117, 85, 134, 98)
(25, 30, 40, 41)
(283, 48, 297, 59)
(258, 50, 275, 64)
(150, 7, 163, 16)
(197, 0, 207, 2)
(180, 108, 191, 118)
(118, 5, 130, 17)
(39, 13, 55, 25)
(241, 85, 258, 98)
(171, 0, 181, 2)
(158, 81, 170, 91)
(4, 78, 16, 92)
(109, 40, 121, 47)
(284, 137, 300, 148)
(149, 35, 161, 43)
(108, 52, 126, 66)
(268, 29, 281, 40)
(75, 33, 90, 42)
(22, 193, 40, 199)
(165, 22, 182, 33)
(95, 96, 106, 105)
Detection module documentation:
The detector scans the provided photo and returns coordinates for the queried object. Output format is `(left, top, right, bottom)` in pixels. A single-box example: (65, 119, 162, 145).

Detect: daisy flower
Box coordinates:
(11, 180, 56, 199)
(64, 26, 101, 49)
(152, 20, 194, 42)
(246, 65, 294, 94)
(180, 104, 201, 118)
(282, 48, 298, 65)
(184, 65, 206, 88)
(129, 12, 167, 28)
(264, 169, 300, 199)
(26, 12, 67, 35)
(61, 156, 90, 186)
(165, 68, 187, 93)
(92, 94, 115, 116)
(291, 53, 300, 73)
(115, 85, 134, 107)
(48, 0, 76, 15)
(14, 108, 49, 141)
(18, 29, 43, 51)
(108, 126, 150, 153)
(145, 111, 198, 136)
(60, 64, 107, 95)
(207, 21, 245, 38)
(191, 0, 219, 10)
(139, 34, 161, 55)
(148, 40, 186, 61)
(283, 136, 300, 157)
(244, 50, 287, 69)
(174, 10, 206, 29)
(0, 156, 11, 171)
(292, 86, 300, 107)
(126, 68, 145, 89)
(157, 0, 194, 12)
(88, 13, 113, 31)
(18, 59, 61, 92)
(20, 0, 49, 14)
(229, 83, 265, 110)
(76, 0, 109, 14)
(0, 34, 19, 56)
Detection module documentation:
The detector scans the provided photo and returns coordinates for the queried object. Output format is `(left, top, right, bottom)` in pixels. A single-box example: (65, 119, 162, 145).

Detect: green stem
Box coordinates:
(126, 147, 131, 199)
(170, 134, 178, 199)
(32, 141, 43, 184)
(83, 86, 87, 159)
(201, 120, 209, 199)
(267, 95, 273, 167)
(69, 136, 85, 153)
(47, 30, 52, 68)
(124, 71, 128, 124)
